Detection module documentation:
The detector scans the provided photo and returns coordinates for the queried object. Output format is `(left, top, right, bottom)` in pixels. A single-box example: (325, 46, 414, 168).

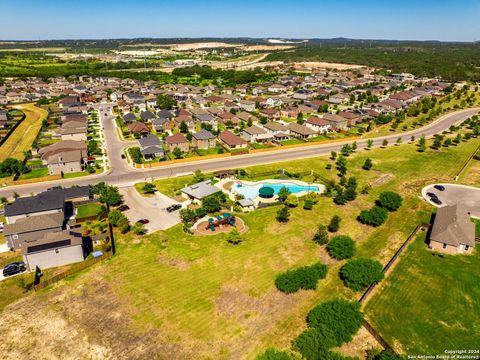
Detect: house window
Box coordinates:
(465, 245, 469, 251)
(55, 249, 59, 254)
(443, 243, 447, 249)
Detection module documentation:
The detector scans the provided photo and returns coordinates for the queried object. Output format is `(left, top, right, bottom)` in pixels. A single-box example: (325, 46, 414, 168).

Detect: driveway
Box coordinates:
(119, 187, 183, 232)
(421, 184, 480, 218)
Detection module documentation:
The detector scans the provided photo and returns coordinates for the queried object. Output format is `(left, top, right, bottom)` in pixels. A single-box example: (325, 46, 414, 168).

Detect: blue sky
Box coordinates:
(1, 0, 479, 41)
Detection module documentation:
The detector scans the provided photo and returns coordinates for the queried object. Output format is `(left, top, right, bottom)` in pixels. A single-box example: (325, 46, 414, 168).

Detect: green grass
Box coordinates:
(134, 182, 155, 197)
(473, 219, 480, 237)
(18, 167, 49, 180)
(196, 147, 227, 156)
(76, 203, 103, 218)
(279, 139, 304, 146)
(365, 234, 480, 354)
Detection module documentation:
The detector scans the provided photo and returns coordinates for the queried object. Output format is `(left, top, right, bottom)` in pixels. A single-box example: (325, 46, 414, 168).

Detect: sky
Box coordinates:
(1, 0, 479, 41)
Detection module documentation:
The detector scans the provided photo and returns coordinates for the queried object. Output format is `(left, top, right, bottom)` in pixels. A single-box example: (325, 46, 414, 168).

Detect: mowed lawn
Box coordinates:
(76, 203, 104, 218)
(0, 103, 48, 162)
(98, 138, 480, 358)
(365, 235, 480, 354)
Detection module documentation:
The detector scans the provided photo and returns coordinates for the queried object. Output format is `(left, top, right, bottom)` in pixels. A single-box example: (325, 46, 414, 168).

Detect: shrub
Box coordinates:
(108, 209, 126, 226)
(227, 228, 242, 245)
(257, 348, 292, 360)
(142, 182, 156, 194)
(362, 158, 373, 170)
(131, 222, 147, 235)
(377, 191, 403, 211)
(276, 206, 290, 223)
(326, 235, 356, 260)
(327, 215, 341, 233)
(303, 199, 314, 210)
(285, 194, 299, 208)
(307, 299, 364, 346)
(292, 326, 336, 360)
(275, 262, 328, 294)
(278, 186, 291, 202)
(313, 224, 329, 245)
(340, 258, 384, 291)
(358, 206, 388, 227)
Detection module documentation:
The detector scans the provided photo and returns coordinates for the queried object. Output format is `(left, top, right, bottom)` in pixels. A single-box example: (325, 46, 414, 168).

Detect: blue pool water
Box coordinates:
(233, 182, 319, 200)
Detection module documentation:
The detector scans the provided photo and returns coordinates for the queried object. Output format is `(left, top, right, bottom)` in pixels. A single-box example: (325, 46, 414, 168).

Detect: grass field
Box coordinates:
(76, 203, 104, 218)
(0, 103, 47, 162)
(0, 136, 479, 358)
(17, 167, 49, 180)
(365, 234, 480, 354)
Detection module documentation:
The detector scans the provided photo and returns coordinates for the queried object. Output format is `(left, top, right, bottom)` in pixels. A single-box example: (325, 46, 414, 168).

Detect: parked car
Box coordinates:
(431, 197, 442, 205)
(117, 205, 130, 211)
(426, 192, 437, 198)
(121, 154, 126, 159)
(434, 185, 445, 191)
(136, 219, 150, 224)
(166, 204, 182, 212)
(3, 262, 26, 277)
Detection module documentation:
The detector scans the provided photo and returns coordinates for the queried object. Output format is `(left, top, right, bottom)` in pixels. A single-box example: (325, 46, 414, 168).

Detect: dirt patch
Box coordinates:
(157, 254, 192, 271)
(371, 173, 394, 187)
(334, 326, 380, 358)
(214, 285, 306, 359)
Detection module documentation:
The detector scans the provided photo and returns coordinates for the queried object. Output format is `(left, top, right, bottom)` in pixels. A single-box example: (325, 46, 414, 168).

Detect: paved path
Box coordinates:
(0, 107, 478, 199)
(119, 187, 182, 233)
(421, 184, 480, 218)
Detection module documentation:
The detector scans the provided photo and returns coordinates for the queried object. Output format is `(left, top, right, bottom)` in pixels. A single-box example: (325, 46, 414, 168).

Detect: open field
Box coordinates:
(365, 234, 480, 354)
(0, 137, 479, 358)
(0, 104, 47, 162)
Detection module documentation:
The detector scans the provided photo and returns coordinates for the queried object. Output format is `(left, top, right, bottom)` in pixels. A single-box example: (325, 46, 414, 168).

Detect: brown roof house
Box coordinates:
(287, 123, 316, 139)
(429, 205, 475, 255)
(219, 130, 247, 150)
(59, 120, 87, 141)
(39, 140, 87, 175)
(166, 133, 189, 153)
(128, 121, 150, 135)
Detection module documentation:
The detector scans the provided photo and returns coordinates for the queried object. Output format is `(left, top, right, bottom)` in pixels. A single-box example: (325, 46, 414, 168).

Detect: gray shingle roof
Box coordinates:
(193, 130, 215, 141)
(181, 180, 221, 200)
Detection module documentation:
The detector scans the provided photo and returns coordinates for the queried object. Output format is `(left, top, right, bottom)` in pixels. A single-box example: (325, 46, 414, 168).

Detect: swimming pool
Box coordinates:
(233, 181, 320, 200)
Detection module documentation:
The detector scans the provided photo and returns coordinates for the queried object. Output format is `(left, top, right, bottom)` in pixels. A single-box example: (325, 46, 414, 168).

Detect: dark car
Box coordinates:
(3, 262, 26, 277)
(434, 185, 445, 191)
(121, 154, 126, 159)
(136, 219, 150, 224)
(117, 205, 130, 211)
(426, 192, 437, 198)
(431, 197, 442, 205)
(166, 204, 182, 212)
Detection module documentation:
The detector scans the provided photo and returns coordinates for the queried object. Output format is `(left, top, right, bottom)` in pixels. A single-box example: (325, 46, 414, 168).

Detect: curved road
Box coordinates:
(1, 107, 478, 198)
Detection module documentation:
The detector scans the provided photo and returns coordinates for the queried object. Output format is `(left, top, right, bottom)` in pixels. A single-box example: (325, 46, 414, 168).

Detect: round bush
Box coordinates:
(307, 299, 364, 346)
(275, 262, 328, 294)
(358, 206, 388, 227)
(292, 326, 336, 360)
(377, 191, 403, 211)
(340, 258, 384, 291)
(326, 235, 356, 260)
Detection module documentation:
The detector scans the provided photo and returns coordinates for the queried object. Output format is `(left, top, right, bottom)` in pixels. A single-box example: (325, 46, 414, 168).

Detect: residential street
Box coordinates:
(0, 107, 477, 199)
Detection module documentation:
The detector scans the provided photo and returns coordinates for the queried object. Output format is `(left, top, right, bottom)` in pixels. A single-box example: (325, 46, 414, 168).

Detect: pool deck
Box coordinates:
(217, 178, 326, 205)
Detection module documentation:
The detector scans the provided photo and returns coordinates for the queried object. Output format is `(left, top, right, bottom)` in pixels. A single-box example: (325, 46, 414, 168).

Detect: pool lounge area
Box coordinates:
(219, 178, 325, 206)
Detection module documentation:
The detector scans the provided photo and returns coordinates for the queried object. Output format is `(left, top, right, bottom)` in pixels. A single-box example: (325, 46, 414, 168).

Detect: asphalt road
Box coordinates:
(1, 107, 478, 198)
(421, 184, 480, 218)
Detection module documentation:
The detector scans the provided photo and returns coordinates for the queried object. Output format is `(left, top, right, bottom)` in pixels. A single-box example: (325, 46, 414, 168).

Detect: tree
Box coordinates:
(362, 158, 373, 170)
(277, 186, 291, 202)
(275, 262, 328, 293)
(202, 193, 224, 213)
(328, 215, 341, 233)
(351, 141, 357, 152)
(307, 299, 364, 346)
(172, 146, 183, 158)
(326, 235, 356, 260)
(108, 209, 127, 226)
(432, 136, 442, 149)
(303, 198, 314, 210)
(142, 182, 156, 194)
(179, 121, 189, 133)
(296, 112, 304, 124)
(333, 188, 347, 205)
(382, 139, 388, 147)
(358, 206, 388, 227)
(94, 183, 123, 206)
(227, 228, 242, 245)
(192, 169, 205, 183)
(0, 158, 29, 177)
(340, 258, 384, 291)
(330, 151, 337, 160)
(344, 177, 357, 201)
(313, 224, 329, 245)
(377, 191, 403, 211)
(418, 135, 426, 152)
(336, 155, 347, 176)
(129, 147, 143, 164)
(285, 194, 299, 208)
(292, 326, 336, 360)
(366, 139, 373, 149)
(156, 94, 177, 109)
(180, 208, 197, 223)
(276, 206, 290, 223)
